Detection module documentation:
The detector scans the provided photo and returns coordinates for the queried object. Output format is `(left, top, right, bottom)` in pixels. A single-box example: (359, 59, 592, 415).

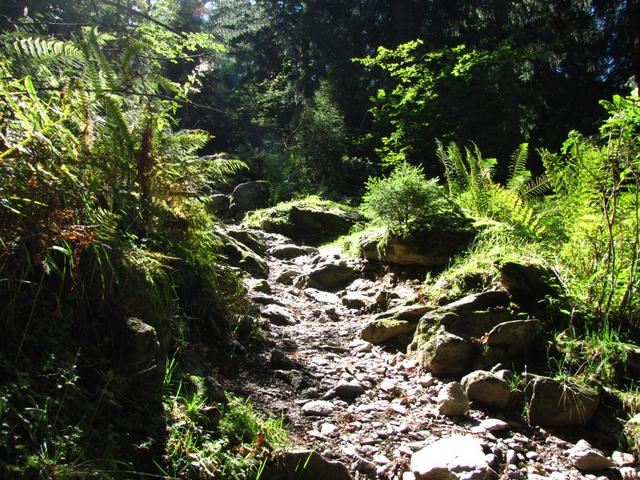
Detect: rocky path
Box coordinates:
(226, 227, 636, 480)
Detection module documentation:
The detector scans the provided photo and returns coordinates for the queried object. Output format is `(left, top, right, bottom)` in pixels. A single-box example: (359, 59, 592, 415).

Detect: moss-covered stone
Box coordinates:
(359, 214, 476, 267)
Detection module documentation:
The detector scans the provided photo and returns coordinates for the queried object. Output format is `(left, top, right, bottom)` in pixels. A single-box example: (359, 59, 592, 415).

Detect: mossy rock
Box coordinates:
(360, 214, 476, 267)
(244, 197, 363, 245)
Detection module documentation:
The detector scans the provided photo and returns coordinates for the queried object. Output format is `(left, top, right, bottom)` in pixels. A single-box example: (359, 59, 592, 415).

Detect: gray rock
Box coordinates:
(417, 328, 474, 377)
(442, 291, 511, 313)
(437, 382, 470, 416)
(226, 227, 272, 255)
(207, 193, 229, 216)
(360, 217, 476, 267)
(341, 293, 372, 310)
(264, 450, 352, 480)
(259, 204, 362, 243)
(568, 440, 615, 472)
(289, 206, 361, 239)
(302, 400, 334, 416)
(302, 262, 358, 291)
(271, 349, 300, 370)
(276, 269, 301, 285)
(483, 319, 543, 363)
(123, 317, 160, 371)
(361, 318, 417, 344)
(245, 278, 271, 294)
(374, 303, 434, 323)
(218, 229, 269, 278)
(304, 288, 340, 304)
(323, 379, 366, 401)
(203, 376, 227, 403)
(270, 244, 318, 259)
(411, 435, 495, 480)
(461, 370, 511, 410)
(228, 180, 271, 219)
(499, 261, 559, 307)
(525, 376, 599, 427)
(261, 304, 297, 326)
(479, 418, 510, 433)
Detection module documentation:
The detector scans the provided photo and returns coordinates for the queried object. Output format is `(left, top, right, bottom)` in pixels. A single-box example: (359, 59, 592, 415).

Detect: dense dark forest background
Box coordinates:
(4, 0, 637, 194)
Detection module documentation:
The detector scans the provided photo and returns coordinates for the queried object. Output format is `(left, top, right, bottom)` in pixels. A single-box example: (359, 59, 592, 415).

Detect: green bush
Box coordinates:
(360, 162, 450, 231)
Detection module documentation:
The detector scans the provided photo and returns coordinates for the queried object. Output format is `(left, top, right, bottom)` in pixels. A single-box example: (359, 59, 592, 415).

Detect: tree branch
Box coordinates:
(97, 0, 187, 39)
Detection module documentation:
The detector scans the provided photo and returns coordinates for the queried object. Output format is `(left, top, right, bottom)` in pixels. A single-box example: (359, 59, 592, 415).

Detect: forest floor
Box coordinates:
(217, 227, 622, 480)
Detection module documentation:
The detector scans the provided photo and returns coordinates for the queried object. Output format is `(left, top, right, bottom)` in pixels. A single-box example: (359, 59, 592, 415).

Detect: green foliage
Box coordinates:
(541, 95, 640, 322)
(0, 19, 250, 479)
(360, 162, 450, 232)
(164, 386, 288, 480)
(437, 141, 548, 241)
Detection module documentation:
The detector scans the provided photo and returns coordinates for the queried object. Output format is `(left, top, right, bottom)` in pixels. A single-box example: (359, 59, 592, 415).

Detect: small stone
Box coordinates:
(568, 440, 615, 472)
(620, 466, 640, 479)
(612, 451, 635, 467)
(411, 435, 493, 480)
(461, 370, 511, 410)
(380, 379, 398, 392)
(302, 400, 334, 416)
(261, 304, 296, 325)
(324, 379, 366, 400)
(437, 382, 470, 416)
(506, 449, 518, 465)
(526, 451, 539, 460)
(354, 457, 376, 474)
(270, 349, 299, 370)
(418, 374, 436, 387)
(373, 453, 391, 465)
(479, 418, 510, 433)
(320, 423, 338, 436)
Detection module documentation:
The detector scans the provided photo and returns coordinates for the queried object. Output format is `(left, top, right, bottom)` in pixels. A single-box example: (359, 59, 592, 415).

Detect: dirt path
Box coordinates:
(227, 228, 616, 480)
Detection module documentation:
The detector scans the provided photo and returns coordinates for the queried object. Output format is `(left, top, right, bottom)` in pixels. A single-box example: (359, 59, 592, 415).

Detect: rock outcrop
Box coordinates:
(360, 215, 476, 267)
(525, 376, 599, 427)
(228, 180, 271, 219)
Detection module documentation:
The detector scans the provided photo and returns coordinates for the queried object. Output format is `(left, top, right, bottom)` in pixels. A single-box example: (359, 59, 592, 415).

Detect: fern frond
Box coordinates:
(11, 37, 82, 63)
(525, 175, 551, 198)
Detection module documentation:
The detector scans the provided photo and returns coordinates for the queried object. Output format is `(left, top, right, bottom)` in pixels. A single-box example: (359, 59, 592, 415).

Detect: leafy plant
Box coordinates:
(437, 140, 548, 240)
(360, 162, 450, 232)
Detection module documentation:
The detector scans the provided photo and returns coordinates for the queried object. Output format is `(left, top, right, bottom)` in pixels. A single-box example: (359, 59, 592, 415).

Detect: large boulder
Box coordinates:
(417, 328, 474, 376)
(216, 229, 269, 278)
(411, 435, 495, 480)
(375, 303, 434, 322)
(361, 318, 417, 344)
(410, 293, 514, 377)
(461, 370, 511, 410)
(228, 180, 271, 219)
(360, 216, 476, 267)
(207, 193, 230, 217)
(226, 227, 270, 255)
(252, 200, 363, 244)
(437, 382, 470, 416)
(482, 319, 543, 364)
(289, 206, 359, 238)
(299, 261, 359, 291)
(361, 303, 433, 344)
(440, 291, 510, 313)
(499, 261, 559, 308)
(525, 376, 599, 427)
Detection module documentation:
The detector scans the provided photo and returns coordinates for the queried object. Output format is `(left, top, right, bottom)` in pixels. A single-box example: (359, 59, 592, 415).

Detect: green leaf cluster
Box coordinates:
(361, 162, 450, 232)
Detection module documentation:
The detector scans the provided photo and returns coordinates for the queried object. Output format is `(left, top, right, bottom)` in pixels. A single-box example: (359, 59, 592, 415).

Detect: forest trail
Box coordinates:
(227, 227, 590, 480)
